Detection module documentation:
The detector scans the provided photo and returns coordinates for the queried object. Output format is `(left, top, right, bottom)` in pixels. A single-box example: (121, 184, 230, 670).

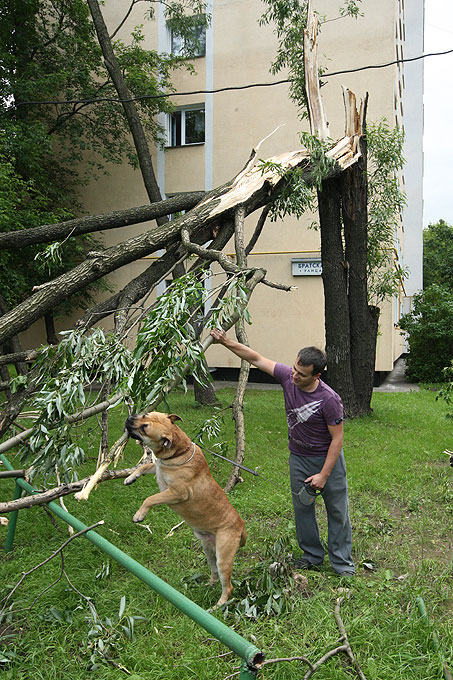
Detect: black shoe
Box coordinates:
(293, 558, 318, 571)
(336, 571, 355, 579)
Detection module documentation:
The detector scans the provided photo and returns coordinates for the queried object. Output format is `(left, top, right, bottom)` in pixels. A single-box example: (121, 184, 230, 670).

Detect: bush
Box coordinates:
(399, 284, 453, 382)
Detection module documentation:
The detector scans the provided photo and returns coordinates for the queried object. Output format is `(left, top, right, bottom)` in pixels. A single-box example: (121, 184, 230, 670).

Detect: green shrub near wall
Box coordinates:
(399, 283, 453, 382)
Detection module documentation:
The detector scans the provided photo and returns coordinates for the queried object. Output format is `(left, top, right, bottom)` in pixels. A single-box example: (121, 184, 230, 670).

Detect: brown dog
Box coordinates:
(124, 411, 246, 607)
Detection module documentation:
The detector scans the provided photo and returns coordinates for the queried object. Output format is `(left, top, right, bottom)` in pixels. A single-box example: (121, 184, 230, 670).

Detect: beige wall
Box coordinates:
(56, 0, 415, 373)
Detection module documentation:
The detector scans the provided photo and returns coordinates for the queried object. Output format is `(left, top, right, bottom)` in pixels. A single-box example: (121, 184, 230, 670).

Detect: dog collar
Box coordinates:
(160, 442, 196, 467)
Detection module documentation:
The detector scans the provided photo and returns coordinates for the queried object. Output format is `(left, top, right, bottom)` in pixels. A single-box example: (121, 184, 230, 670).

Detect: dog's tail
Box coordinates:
(240, 524, 247, 547)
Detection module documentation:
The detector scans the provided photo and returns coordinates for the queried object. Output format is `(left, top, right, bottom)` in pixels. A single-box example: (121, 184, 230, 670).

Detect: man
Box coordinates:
(210, 329, 355, 576)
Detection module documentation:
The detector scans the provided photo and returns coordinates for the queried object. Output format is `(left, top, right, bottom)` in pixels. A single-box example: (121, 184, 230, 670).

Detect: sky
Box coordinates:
(423, 0, 453, 227)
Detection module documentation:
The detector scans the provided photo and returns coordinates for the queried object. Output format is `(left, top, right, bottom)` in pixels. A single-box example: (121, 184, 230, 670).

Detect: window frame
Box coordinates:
(166, 106, 205, 148)
(169, 19, 206, 58)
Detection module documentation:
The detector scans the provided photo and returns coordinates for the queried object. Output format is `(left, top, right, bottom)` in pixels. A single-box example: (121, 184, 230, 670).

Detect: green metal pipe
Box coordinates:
(4, 481, 22, 552)
(0, 453, 264, 674)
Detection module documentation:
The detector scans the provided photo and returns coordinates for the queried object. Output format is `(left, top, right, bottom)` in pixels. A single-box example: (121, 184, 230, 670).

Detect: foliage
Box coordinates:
(399, 284, 453, 382)
(258, 133, 335, 221)
(222, 536, 297, 620)
(423, 219, 453, 292)
(84, 596, 146, 671)
(129, 272, 213, 409)
(437, 360, 453, 418)
(14, 327, 135, 483)
(366, 119, 408, 302)
(0, 154, 108, 313)
(11, 271, 252, 482)
(260, 2, 406, 305)
(259, 0, 310, 116)
(0, 0, 207, 311)
(339, 0, 363, 18)
(259, 1, 363, 118)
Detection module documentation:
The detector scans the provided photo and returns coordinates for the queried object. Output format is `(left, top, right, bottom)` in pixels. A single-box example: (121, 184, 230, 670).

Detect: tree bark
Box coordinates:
(225, 206, 250, 493)
(0, 294, 28, 376)
(0, 193, 205, 251)
(305, 7, 378, 417)
(341, 108, 379, 415)
(44, 313, 59, 346)
(193, 373, 218, 405)
(318, 179, 357, 417)
(87, 0, 165, 212)
(0, 467, 136, 513)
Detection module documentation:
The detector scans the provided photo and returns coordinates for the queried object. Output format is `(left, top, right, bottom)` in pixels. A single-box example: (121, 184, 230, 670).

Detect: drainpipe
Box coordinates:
(1, 453, 264, 677)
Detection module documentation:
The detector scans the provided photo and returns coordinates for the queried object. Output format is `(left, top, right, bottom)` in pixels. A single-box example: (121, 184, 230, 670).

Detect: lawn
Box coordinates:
(1, 387, 452, 679)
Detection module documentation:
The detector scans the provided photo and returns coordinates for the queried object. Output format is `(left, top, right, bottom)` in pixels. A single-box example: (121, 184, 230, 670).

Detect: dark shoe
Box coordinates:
(336, 571, 355, 579)
(293, 558, 319, 571)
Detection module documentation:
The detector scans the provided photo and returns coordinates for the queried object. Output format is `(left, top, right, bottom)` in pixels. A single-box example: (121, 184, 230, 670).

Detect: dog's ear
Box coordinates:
(167, 414, 183, 423)
(161, 437, 172, 449)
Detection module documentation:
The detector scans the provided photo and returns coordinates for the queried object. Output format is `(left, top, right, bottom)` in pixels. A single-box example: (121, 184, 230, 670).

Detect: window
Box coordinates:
(170, 20, 206, 58)
(167, 107, 205, 147)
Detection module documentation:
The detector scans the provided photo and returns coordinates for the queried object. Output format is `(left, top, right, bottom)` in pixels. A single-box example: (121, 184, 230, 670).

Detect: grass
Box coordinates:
(1, 387, 452, 679)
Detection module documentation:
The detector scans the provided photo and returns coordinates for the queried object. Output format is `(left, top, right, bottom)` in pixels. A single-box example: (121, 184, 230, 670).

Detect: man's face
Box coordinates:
(291, 361, 320, 391)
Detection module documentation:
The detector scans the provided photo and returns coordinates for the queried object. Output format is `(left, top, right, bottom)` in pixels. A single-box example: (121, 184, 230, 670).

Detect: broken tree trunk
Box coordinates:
(0, 137, 362, 348)
(318, 177, 358, 417)
(304, 0, 378, 416)
(341, 92, 380, 414)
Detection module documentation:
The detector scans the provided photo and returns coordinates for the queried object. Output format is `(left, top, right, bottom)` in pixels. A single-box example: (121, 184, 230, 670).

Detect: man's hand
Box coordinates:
(209, 329, 276, 376)
(210, 328, 227, 344)
(305, 472, 328, 491)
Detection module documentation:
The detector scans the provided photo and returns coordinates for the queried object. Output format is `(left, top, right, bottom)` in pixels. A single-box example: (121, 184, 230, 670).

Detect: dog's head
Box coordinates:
(125, 411, 183, 456)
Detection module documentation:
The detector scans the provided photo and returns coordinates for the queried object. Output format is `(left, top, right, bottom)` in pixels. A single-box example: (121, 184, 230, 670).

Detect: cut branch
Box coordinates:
(0, 468, 135, 514)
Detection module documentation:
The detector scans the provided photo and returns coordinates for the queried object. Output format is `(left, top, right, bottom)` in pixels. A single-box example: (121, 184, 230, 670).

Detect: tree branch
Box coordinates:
(334, 596, 368, 680)
(0, 521, 104, 618)
(225, 206, 250, 493)
(0, 192, 205, 251)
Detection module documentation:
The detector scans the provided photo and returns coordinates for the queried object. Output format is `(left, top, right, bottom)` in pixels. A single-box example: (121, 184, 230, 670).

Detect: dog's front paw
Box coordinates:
(124, 472, 139, 486)
(132, 510, 146, 523)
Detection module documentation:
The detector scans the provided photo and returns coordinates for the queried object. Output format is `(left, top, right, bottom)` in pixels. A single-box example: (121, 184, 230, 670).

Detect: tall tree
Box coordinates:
(423, 219, 453, 292)
(0, 0, 207, 315)
(261, 0, 404, 416)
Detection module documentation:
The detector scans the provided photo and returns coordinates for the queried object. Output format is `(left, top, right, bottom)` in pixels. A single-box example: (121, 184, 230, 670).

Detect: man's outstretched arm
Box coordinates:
(210, 329, 276, 377)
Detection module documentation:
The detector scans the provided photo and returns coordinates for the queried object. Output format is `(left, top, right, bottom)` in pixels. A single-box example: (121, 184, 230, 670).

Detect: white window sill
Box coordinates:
(165, 142, 205, 149)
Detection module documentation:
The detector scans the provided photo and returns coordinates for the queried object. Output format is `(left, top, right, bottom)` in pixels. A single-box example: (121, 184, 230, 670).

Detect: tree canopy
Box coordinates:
(423, 219, 453, 292)
(0, 0, 207, 313)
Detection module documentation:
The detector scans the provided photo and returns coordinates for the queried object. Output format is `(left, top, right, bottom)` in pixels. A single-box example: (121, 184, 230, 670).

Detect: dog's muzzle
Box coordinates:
(125, 415, 142, 440)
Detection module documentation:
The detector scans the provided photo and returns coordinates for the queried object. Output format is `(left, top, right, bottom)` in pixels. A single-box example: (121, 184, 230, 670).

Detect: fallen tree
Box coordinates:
(0, 1, 374, 513)
(0, 133, 360, 348)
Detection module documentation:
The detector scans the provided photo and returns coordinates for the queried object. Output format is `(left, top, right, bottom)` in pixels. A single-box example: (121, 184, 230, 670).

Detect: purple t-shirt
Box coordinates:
(273, 363, 344, 456)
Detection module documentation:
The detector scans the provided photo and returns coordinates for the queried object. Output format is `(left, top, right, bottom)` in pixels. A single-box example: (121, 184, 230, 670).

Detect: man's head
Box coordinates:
(292, 346, 327, 391)
(297, 347, 327, 375)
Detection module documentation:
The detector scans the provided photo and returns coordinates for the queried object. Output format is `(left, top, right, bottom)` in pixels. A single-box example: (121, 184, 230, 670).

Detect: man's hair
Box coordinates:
(296, 346, 327, 375)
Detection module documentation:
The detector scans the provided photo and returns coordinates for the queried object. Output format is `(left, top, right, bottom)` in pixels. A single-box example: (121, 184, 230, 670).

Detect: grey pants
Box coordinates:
(289, 451, 355, 574)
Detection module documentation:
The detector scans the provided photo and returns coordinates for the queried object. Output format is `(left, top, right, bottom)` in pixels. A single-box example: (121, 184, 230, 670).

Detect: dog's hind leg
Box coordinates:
(214, 527, 244, 607)
(195, 532, 219, 585)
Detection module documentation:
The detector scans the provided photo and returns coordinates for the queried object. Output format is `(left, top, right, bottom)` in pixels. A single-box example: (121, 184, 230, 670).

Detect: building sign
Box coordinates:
(291, 258, 322, 276)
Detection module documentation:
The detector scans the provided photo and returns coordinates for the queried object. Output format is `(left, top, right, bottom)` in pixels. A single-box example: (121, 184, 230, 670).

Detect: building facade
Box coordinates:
(60, 0, 424, 376)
